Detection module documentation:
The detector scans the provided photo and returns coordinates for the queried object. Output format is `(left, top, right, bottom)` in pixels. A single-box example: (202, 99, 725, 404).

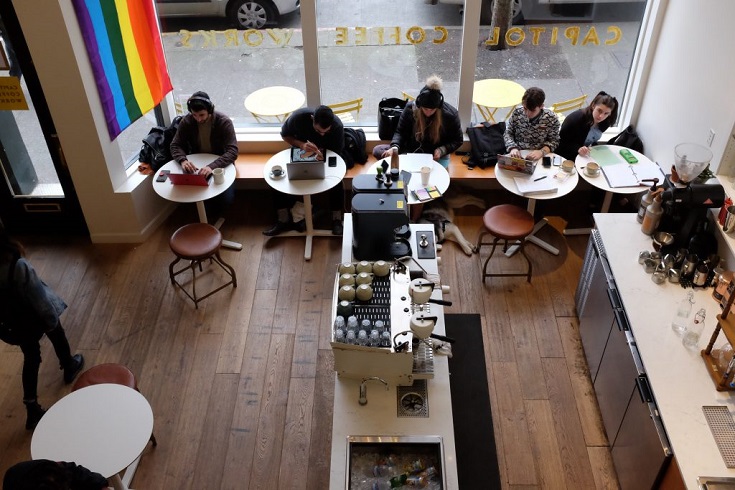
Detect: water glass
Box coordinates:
(682, 309, 706, 350)
(357, 329, 368, 346)
(346, 330, 356, 344)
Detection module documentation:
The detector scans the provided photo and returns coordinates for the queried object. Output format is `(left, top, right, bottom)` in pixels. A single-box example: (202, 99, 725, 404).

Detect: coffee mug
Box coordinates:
(212, 167, 225, 185)
(561, 160, 575, 173)
(271, 165, 284, 177)
(584, 162, 600, 177)
(724, 205, 735, 233)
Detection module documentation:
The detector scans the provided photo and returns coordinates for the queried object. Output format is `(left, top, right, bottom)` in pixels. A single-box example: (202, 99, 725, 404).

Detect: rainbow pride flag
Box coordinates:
(71, 0, 173, 140)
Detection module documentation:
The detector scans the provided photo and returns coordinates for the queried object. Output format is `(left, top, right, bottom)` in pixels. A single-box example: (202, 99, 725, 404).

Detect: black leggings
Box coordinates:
(19, 323, 72, 402)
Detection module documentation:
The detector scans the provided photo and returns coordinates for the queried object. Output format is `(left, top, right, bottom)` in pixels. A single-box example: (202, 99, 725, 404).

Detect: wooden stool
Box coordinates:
(72, 363, 157, 447)
(476, 204, 534, 283)
(169, 223, 237, 308)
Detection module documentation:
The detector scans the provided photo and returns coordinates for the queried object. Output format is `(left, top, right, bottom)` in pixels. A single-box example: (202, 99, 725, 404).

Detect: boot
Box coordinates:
(24, 400, 46, 430)
(63, 354, 85, 384)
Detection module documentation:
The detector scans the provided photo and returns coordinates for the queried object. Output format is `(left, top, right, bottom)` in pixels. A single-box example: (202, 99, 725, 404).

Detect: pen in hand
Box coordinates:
(534, 176, 547, 181)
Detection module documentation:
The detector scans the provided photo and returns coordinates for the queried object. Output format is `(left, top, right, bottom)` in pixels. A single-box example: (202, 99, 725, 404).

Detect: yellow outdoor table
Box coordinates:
(244, 86, 305, 123)
(472, 79, 525, 123)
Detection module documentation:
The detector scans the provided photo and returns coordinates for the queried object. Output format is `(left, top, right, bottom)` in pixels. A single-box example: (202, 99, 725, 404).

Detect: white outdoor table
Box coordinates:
(31, 384, 154, 490)
(263, 149, 346, 260)
(152, 153, 241, 250)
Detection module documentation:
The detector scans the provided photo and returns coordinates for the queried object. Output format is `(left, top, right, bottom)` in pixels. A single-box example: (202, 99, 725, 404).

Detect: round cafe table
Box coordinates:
(244, 86, 305, 122)
(263, 149, 346, 260)
(368, 154, 451, 205)
(495, 152, 578, 256)
(472, 79, 526, 123)
(152, 154, 241, 250)
(31, 384, 154, 490)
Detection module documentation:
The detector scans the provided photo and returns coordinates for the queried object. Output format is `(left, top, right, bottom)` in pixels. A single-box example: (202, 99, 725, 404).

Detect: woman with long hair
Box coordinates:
(556, 91, 619, 161)
(381, 75, 463, 168)
(0, 224, 84, 430)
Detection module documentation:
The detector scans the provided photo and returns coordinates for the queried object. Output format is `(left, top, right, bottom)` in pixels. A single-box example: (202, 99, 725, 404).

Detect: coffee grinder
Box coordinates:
(658, 143, 724, 254)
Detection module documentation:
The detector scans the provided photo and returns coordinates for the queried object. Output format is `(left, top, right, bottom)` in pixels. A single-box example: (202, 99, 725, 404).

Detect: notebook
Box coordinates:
(286, 161, 326, 180)
(168, 172, 212, 186)
(601, 161, 666, 188)
(513, 176, 558, 196)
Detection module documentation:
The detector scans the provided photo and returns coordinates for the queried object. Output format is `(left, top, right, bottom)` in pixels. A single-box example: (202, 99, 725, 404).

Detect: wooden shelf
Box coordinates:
(702, 313, 735, 391)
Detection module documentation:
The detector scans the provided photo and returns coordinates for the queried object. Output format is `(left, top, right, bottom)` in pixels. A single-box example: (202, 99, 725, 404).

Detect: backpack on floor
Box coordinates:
(341, 127, 367, 169)
(138, 116, 183, 172)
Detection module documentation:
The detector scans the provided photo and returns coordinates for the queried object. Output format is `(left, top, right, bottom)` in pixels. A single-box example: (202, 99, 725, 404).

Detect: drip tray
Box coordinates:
(397, 379, 429, 418)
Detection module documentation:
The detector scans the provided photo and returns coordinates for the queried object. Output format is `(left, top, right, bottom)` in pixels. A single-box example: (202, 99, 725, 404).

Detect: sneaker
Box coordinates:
(263, 221, 293, 236)
(24, 401, 46, 430)
(332, 219, 343, 236)
(63, 354, 85, 384)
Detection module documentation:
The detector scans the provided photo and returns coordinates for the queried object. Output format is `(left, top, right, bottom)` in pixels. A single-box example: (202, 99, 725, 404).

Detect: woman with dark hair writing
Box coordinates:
(556, 91, 619, 161)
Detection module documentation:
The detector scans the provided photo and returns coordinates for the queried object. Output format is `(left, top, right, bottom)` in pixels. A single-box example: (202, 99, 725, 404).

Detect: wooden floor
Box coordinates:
(0, 190, 620, 489)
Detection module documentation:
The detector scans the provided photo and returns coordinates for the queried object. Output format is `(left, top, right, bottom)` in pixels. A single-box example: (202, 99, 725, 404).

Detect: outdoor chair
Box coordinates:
(550, 94, 587, 123)
(328, 98, 364, 123)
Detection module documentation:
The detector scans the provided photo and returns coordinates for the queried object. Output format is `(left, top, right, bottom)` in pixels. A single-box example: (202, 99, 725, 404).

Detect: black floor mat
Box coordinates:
(446, 313, 501, 489)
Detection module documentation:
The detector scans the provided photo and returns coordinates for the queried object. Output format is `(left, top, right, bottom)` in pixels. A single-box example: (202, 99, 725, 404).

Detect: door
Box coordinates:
(0, 5, 87, 235)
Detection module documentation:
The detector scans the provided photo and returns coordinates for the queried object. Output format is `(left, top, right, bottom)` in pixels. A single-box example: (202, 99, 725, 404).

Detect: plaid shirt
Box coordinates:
(503, 107, 560, 152)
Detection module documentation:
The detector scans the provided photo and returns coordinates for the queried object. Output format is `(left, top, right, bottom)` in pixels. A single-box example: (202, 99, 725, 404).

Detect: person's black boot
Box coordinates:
(24, 400, 46, 430)
(63, 354, 85, 384)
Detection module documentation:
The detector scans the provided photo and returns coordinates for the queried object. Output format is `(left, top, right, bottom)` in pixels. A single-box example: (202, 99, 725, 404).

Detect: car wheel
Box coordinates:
(229, 0, 275, 29)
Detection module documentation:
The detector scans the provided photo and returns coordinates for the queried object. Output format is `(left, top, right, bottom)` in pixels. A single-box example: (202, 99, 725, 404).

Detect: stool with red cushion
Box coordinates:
(169, 223, 237, 308)
(476, 204, 534, 283)
(72, 363, 157, 447)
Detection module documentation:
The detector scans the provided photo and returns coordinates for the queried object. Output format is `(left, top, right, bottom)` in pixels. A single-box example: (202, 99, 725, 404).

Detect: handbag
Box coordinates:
(377, 97, 408, 140)
(465, 122, 506, 169)
(606, 124, 644, 153)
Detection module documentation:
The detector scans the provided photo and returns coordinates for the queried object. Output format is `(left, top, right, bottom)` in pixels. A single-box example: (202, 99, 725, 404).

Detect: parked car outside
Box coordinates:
(155, 0, 300, 29)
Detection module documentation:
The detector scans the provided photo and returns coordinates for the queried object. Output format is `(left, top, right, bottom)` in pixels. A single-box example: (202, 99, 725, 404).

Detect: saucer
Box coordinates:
(269, 171, 285, 180)
(584, 169, 600, 178)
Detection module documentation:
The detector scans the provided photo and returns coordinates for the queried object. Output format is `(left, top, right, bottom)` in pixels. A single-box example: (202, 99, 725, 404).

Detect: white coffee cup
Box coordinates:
(420, 166, 431, 186)
(271, 165, 284, 178)
(212, 167, 225, 185)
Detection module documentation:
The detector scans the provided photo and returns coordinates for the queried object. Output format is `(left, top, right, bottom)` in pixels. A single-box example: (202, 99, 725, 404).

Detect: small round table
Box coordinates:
(472, 79, 526, 123)
(368, 154, 451, 205)
(495, 152, 579, 256)
(152, 154, 241, 250)
(263, 149, 346, 260)
(31, 384, 154, 490)
(244, 86, 305, 122)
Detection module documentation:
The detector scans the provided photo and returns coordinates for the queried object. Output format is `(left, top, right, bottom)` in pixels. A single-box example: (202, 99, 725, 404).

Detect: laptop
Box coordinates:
(497, 154, 537, 175)
(168, 172, 212, 186)
(286, 161, 326, 180)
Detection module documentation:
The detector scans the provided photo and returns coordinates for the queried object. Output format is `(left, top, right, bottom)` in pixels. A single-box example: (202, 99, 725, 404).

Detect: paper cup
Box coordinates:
(420, 166, 431, 186)
(212, 167, 225, 185)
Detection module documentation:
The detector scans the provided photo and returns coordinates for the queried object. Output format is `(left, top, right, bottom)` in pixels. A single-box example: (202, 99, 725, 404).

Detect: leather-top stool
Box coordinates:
(476, 204, 534, 283)
(169, 223, 237, 308)
(72, 363, 157, 447)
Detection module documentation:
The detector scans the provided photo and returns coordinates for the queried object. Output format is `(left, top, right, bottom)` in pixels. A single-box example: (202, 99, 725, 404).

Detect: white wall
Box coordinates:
(636, 0, 735, 173)
(12, 0, 169, 242)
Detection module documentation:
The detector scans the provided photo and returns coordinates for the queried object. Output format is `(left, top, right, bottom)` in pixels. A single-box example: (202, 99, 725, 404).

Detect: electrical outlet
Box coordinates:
(707, 129, 715, 147)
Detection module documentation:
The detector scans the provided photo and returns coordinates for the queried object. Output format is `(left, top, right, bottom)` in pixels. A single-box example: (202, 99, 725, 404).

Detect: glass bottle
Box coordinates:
(683, 308, 706, 349)
(671, 291, 694, 336)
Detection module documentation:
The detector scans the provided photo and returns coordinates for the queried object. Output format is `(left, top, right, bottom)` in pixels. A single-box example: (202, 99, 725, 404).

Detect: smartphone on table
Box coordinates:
(156, 169, 170, 182)
(328, 156, 337, 167)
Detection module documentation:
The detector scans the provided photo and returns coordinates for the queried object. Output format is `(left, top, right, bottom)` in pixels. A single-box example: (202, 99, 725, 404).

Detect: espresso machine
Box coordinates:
(656, 143, 723, 253)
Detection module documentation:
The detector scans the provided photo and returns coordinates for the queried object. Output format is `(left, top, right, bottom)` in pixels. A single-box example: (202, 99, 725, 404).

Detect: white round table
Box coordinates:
(368, 154, 451, 205)
(575, 144, 655, 212)
(152, 154, 241, 250)
(31, 384, 154, 490)
(495, 153, 579, 256)
(263, 149, 346, 260)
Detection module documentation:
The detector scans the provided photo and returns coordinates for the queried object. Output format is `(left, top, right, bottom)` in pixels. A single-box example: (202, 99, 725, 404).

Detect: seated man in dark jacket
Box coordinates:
(263, 105, 345, 236)
(3, 460, 108, 490)
(170, 91, 239, 223)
